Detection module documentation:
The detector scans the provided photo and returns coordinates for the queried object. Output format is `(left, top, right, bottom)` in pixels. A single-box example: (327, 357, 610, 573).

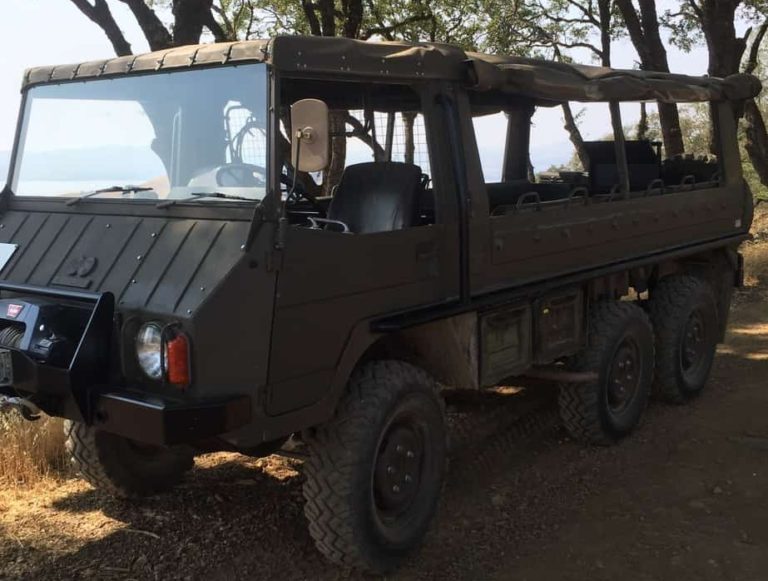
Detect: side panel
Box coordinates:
(267, 225, 453, 415)
(479, 303, 531, 385)
(481, 185, 743, 292)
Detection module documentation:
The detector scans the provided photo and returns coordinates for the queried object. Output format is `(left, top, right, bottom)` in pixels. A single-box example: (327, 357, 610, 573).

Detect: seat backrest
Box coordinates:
(486, 181, 572, 211)
(327, 162, 424, 234)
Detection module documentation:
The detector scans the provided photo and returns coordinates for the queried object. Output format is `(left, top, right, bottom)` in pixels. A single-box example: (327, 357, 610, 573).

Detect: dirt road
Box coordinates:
(2, 258, 768, 580)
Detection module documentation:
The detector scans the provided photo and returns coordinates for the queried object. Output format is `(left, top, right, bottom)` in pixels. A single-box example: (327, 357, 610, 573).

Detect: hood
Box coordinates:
(0, 209, 250, 317)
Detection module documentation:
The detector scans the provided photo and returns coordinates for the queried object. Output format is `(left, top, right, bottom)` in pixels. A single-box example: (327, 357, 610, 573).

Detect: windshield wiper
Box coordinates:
(65, 185, 155, 206)
(156, 191, 254, 208)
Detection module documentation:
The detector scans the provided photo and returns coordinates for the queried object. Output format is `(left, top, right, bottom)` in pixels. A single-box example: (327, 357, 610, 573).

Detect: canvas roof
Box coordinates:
(21, 35, 762, 104)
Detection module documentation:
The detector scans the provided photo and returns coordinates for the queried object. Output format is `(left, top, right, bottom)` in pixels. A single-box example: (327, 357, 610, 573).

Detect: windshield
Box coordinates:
(12, 64, 268, 203)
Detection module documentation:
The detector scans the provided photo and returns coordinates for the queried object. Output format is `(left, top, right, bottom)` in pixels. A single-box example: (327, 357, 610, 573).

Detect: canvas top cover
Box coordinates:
(21, 35, 762, 104)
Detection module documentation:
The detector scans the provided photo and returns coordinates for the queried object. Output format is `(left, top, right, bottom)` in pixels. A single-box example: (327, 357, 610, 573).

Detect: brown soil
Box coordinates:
(3, 238, 768, 580)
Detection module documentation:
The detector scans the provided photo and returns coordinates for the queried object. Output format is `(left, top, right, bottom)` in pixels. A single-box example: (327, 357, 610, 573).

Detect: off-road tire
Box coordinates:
(558, 301, 654, 445)
(302, 360, 447, 573)
(649, 275, 719, 404)
(64, 420, 194, 498)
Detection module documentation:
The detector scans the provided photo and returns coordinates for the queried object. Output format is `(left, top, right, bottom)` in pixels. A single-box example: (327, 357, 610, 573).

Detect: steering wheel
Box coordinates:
(216, 163, 267, 188)
(280, 171, 323, 213)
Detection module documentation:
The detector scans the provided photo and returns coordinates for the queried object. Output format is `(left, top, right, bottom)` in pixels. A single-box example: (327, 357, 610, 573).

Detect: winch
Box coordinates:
(0, 298, 87, 368)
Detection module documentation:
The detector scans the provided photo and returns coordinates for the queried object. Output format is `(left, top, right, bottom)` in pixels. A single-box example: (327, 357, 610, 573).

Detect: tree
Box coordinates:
(481, 0, 626, 170)
(665, 0, 768, 190)
(68, 1, 241, 56)
(741, 21, 768, 191)
(614, 0, 685, 158)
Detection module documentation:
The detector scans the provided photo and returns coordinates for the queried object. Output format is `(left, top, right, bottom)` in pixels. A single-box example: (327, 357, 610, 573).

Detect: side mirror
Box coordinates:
(290, 99, 330, 173)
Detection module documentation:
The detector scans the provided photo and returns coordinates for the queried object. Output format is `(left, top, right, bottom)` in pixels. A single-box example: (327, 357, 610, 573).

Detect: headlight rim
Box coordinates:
(135, 321, 164, 381)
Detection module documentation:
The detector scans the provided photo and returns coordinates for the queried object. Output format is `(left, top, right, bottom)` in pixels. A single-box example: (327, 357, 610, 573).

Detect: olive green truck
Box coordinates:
(0, 35, 761, 572)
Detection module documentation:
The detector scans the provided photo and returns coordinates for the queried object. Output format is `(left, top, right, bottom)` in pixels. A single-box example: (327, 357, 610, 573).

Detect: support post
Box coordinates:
(610, 101, 630, 196)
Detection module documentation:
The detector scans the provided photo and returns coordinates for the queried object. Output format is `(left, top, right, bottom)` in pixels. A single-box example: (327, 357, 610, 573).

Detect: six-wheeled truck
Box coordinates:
(0, 35, 762, 573)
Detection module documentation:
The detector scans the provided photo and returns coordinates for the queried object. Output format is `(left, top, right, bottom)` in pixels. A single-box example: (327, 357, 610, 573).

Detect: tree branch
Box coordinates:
(300, 0, 322, 36)
(361, 14, 431, 40)
(344, 113, 385, 159)
(69, 0, 133, 56)
(743, 19, 768, 75)
(117, 0, 173, 50)
(207, 3, 235, 41)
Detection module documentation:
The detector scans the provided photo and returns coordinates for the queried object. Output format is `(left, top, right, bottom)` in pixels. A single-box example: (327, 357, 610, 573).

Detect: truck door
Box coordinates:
(265, 78, 463, 417)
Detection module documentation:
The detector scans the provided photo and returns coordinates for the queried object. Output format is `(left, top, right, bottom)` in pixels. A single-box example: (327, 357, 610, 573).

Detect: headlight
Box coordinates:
(136, 322, 163, 380)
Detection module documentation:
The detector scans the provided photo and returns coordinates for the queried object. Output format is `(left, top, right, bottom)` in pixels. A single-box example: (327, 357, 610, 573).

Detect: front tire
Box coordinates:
(558, 301, 654, 445)
(649, 275, 719, 403)
(64, 420, 194, 498)
(302, 360, 447, 573)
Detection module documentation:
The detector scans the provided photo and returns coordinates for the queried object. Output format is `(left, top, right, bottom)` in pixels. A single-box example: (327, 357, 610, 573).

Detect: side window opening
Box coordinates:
(280, 81, 435, 234)
(471, 95, 722, 217)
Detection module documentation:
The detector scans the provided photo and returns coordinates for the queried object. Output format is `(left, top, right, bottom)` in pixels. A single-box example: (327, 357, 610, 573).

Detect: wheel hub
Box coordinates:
(374, 423, 423, 516)
(607, 338, 641, 413)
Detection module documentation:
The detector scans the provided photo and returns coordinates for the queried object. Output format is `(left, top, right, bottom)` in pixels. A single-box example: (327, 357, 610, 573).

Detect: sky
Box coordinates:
(0, 0, 719, 182)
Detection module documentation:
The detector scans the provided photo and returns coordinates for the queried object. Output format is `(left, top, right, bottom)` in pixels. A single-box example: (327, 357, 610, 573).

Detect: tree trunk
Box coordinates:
(562, 103, 589, 171)
(636, 102, 648, 140)
(172, 0, 214, 46)
(615, 0, 685, 157)
(323, 111, 347, 196)
(402, 112, 417, 165)
(657, 103, 685, 158)
(697, 0, 743, 78)
(744, 100, 768, 187)
(696, 1, 768, 189)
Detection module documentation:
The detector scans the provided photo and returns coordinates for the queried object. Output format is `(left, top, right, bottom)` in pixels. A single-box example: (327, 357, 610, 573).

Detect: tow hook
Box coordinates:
(0, 395, 42, 421)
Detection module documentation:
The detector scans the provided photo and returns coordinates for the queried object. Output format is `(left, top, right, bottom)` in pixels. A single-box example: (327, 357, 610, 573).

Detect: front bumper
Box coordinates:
(0, 282, 251, 445)
(95, 391, 251, 446)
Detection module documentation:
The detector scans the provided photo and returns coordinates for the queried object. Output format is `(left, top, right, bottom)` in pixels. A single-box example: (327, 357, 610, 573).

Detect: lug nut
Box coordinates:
(393, 485, 400, 493)
(404, 474, 413, 483)
(387, 466, 395, 475)
(406, 450, 414, 459)
(396, 445, 404, 453)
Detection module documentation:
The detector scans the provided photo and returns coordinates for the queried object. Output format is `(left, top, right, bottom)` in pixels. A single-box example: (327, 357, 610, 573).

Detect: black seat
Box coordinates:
(327, 162, 424, 234)
(486, 181, 572, 211)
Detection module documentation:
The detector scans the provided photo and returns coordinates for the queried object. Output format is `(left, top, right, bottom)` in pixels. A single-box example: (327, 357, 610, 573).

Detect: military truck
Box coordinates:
(0, 35, 761, 572)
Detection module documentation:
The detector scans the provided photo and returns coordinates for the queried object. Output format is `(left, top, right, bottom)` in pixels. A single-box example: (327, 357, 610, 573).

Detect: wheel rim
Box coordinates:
(606, 336, 642, 414)
(680, 309, 710, 378)
(373, 418, 425, 520)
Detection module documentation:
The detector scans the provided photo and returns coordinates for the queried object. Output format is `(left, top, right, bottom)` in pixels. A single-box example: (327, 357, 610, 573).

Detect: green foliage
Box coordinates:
(247, 0, 486, 46)
(640, 103, 711, 157)
(660, 3, 703, 53)
(482, 0, 623, 62)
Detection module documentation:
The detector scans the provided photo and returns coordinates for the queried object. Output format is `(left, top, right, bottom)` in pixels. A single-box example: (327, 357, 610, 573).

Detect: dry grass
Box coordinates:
(743, 205, 768, 289)
(743, 242, 768, 287)
(0, 411, 68, 487)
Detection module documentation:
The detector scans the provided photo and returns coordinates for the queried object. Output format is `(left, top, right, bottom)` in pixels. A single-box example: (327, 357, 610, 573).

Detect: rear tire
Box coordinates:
(649, 275, 719, 403)
(64, 420, 194, 498)
(302, 360, 447, 573)
(558, 301, 654, 445)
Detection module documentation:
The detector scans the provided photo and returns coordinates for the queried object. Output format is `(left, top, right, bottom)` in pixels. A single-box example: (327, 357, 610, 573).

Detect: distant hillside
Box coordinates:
(16, 146, 164, 181)
(0, 143, 572, 187)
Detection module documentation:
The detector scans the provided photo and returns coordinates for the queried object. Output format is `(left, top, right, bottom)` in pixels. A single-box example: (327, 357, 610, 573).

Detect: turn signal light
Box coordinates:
(166, 333, 191, 388)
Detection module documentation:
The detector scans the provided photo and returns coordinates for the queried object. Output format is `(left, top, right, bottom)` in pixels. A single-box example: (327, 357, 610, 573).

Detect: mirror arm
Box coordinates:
(276, 130, 304, 251)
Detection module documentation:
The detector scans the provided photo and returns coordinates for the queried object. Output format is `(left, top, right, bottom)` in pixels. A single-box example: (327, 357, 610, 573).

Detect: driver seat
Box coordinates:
(327, 162, 424, 234)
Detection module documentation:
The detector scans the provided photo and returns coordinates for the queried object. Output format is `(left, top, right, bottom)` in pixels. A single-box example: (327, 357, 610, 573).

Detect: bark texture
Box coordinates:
(616, 0, 685, 157)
